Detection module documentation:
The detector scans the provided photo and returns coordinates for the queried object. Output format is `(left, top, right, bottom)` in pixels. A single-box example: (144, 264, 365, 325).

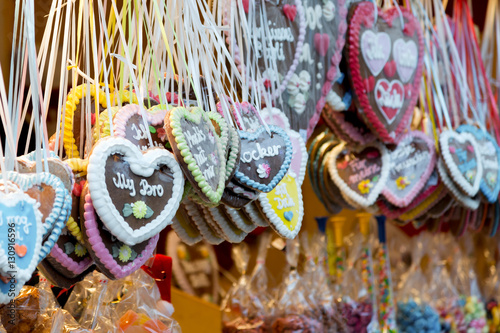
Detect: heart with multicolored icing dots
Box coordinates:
(457, 125, 500, 203)
(382, 131, 436, 207)
(235, 125, 293, 193)
(439, 130, 483, 197)
(165, 107, 226, 204)
(327, 141, 389, 207)
(347, 2, 423, 143)
(87, 136, 184, 246)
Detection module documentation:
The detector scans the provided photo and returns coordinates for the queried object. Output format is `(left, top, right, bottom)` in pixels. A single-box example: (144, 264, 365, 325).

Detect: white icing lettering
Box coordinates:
(193, 146, 208, 166)
(305, 4, 323, 30)
(139, 179, 164, 197)
(299, 43, 315, 65)
(203, 165, 215, 180)
(376, 85, 403, 109)
(131, 123, 148, 141)
(392, 151, 429, 173)
(112, 172, 136, 197)
(241, 143, 282, 163)
(398, 49, 417, 68)
(348, 164, 381, 184)
(273, 183, 295, 210)
(251, 22, 295, 62)
(365, 39, 387, 60)
(184, 127, 207, 146)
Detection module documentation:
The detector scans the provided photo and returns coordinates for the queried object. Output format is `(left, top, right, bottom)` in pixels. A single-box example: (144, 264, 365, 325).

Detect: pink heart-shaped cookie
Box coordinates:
(347, 2, 423, 143)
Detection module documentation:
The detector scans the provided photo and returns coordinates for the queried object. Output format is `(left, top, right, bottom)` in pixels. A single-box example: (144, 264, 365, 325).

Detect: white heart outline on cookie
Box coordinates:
(361, 30, 391, 76)
(392, 39, 418, 83)
(87, 136, 184, 246)
(327, 141, 389, 208)
(437, 158, 480, 210)
(374, 79, 404, 125)
(258, 171, 303, 239)
(439, 130, 483, 197)
(260, 107, 291, 130)
(382, 131, 436, 207)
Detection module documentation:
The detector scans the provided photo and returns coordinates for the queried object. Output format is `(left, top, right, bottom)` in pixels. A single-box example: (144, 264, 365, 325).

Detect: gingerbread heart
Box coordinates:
(87, 137, 184, 245)
(165, 107, 226, 204)
(113, 104, 170, 151)
(82, 193, 158, 280)
(457, 125, 500, 203)
(327, 141, 389, 207)
(347, 2, 423, 143)
(257, 172, 303, 239)
(224, 0, 306, 99)
(382, 131, 436, 207)
(439, 130, 483, 197)
(235, 125, 293, 193)
(230, 102, 264, 132)
(322, 105, 376, 145)
(172, 205, 203, 246)
(437, 158, 480, 210)
(281, 0, 348, 138)
(0, 191, 43, 301)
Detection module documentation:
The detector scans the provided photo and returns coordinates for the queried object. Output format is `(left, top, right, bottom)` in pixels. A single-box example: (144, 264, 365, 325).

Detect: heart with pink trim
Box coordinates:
(223, 0, 306, 100)
(382, 131, 436, 207)
(347, 2, 423, 143)
(327, 141, 389, 208)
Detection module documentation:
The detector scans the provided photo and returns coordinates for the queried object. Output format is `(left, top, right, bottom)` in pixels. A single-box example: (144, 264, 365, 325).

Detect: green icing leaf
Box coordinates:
(64, 242, 75, 255)
(112, 245, 120, 258)
(130, 249, 138, 261)
(149, 125, 156, 134)
(145, 206, 154, 219)
(372, 175, 379, 183)
(123, 203, 133, 217)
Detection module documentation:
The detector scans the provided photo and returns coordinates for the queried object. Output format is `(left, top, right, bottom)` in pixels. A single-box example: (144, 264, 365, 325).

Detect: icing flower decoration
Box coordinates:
(396, 176, 410, 190)
(322, 1, 336, 21)
(358, 179, 372, 194)
(298, 71, 311, 93)
(465, 170, 476, 184)
(156, 127, 167, 142)
(286, 73, 300, 96)
(118, 245, 133, 262)
(74, 242, 87, 257)
(132, 201, 148, 219)
(257, 163, 271, 179)
(292, 93, 307, 115)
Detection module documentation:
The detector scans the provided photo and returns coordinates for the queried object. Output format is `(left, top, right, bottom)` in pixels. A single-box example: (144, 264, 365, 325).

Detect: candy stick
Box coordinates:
(375, 216, 397, 332)
(358, 213, 381, 333)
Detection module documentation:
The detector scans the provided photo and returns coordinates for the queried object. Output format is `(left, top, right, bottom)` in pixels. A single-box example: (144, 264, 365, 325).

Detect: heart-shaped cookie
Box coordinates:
(439, 130, 483, 197)
(0, 192, 43, 286)
(437, 158, 480, 210)
(243, 202, 269, 228)
(257, 172, 303, 239)
(231, 102, 264, 133)
(224, 0, 306, 99)
(221, 179, 258, 208)
(382, 131, 436, 207)
(113, 104, 170, 151)
(182, 199, 224, 245)
(63, 158, 88, 243)
(172, 206, 203, 246)
(280, 0, 348, 138)
(457, 125, 500, 203)
(220, 204, 257, 233)
(347, 2, 423, 143)
(61, 84, 110, 158)
(327, 141, 389, 207)
(260, 107, 291, 130)
(208, 206, 247, 243)
(93, 107, 120, 142)
(87, 137, 184, 245)
(322, 105, 376, 145)
(165, 107, 226, 204)
(235, 125, 293, 193)
(82, 192, 159, 280)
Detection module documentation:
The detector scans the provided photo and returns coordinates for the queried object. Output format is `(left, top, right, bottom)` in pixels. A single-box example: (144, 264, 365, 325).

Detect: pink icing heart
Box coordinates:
(283, 4, 297, 22)
(314, 33, 330, 57)
(374, 79, 404, 124)
(393, 39, 418, 83)
(360, 30, 391, 76)
(383, 60, 397, 78)
(467, 145, 474, 153)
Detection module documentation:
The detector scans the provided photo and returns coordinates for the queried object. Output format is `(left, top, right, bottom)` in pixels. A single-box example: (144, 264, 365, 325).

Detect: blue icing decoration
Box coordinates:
(342, 91, 352, 110)
(336, 72, 345, 84)
(0, 192, 42, 282)
(283, 211, 293, 221)
(64, 242, 75, 255)
(235, 126, 293, 193)
(22, 149, 59, 161)
(457, 124, 500, 203)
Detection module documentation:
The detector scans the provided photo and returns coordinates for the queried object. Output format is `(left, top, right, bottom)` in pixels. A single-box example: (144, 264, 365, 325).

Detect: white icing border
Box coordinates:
(260, 107, 291, 130)
(288, 129, 308, 185)
(87, 137, 185, 245)
(257, 171, 303, 239)
(243, 203, 269, 227)
(183, 200, 224, 245)
(437, 159, 480, 210)
(327, 141, 390, 208)
(207, 207, 247, 243)
(439, 130, 483, 197)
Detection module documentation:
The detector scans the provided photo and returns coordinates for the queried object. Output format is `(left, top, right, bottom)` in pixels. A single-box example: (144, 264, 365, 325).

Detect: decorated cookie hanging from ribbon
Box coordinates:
(165, 107, 226, 204)
(327, 141, 389, 207)
(382, 131, 436, 207)
(235, 125, 293, 193)
(281, 0, 348, 138)
(87, 137, 184, 246)
(224, 0, 306, 99)
(347, 2, 424, 143)
(439, 130, 483, 197)
(457, 125, 500, 203)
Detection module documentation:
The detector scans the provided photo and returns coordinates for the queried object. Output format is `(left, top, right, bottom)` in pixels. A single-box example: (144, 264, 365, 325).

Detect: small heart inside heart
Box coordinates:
(374, 79, 404, 124)
(15, 244, 27, 258)
(314, 33, 330, 57)
(283, 211, 294, 221)
(283, 4, 297, 22)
